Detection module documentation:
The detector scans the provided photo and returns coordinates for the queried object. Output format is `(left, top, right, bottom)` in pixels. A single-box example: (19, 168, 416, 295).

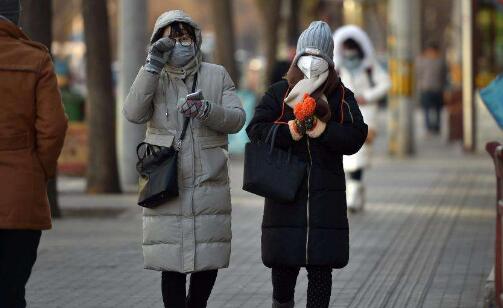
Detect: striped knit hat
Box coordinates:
(293, 21, 334, 67)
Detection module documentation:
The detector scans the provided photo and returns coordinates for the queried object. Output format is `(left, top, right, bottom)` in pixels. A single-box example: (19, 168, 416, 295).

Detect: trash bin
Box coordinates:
(61, 88, 85, 122)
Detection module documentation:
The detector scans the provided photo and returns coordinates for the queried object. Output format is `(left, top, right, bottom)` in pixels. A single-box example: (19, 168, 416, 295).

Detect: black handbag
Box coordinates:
(243, 124, 307, 202)
(135, 74, 197, 208)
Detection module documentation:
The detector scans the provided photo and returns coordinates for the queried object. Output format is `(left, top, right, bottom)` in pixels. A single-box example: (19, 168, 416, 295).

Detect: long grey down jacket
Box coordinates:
(123, 10, 245, 273)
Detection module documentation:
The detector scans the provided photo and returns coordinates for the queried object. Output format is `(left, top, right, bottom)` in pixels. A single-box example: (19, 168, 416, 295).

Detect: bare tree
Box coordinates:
(255, 0, 282, 85)
(286, 0, 301, 46)
(20, 0, 62, 218)
(209, 0, 239, 85)
(82, 0, 121, 193)
(20, 0, 52, 47)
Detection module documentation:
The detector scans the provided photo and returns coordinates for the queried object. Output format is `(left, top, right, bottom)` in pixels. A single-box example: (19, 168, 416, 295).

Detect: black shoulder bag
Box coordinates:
(135, 74, 198, 208)
(243, 124, 307, 203)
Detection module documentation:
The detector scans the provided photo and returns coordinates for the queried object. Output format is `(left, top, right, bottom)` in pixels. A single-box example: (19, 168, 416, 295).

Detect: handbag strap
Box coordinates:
(175, 73, 198, 150)
(265, 124, 278, 145)
(264, 124, 281, 154)
(136, 142, 161, 161)
(265, 124, 293, 162)
(137, 142, 147, 160)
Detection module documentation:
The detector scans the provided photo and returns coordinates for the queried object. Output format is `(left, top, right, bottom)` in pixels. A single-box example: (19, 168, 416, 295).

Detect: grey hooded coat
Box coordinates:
(123, 10, 245, 273)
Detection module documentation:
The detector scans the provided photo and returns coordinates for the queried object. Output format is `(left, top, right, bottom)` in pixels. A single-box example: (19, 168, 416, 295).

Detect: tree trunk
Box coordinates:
(20, 0, 62, 218)
(82, 0, 121, 193)
(209, 0, 239, 86)
(20, 0, 52, 47)
(256, 0, 282, 86)
(286, 0, 301, 46)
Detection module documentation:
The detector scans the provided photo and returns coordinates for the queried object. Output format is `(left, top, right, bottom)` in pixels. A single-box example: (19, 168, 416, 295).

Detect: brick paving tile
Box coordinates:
(26, 136, 495, 307)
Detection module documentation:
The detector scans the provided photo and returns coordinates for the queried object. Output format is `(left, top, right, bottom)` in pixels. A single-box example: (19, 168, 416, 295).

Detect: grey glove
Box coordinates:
(177, 90, 211, 120)
(144, 37, 175, 74)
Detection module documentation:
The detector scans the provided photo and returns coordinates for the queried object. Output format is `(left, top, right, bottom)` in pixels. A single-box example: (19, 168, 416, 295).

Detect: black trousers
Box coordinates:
(0, 229, 41, 308)
(272, 266, 332, 308)
(420, 90, 443, 134)
(161, 270, 218, 308)
(348, 169, 363, 181)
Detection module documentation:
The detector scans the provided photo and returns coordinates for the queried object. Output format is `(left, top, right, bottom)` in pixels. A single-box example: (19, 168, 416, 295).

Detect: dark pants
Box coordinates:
(0, 230, 41, 308)
(161, 270, 218, 308)
(272, 266, 332, 308)
(420, 90, 443, 134)
(349, 169, 363, 181)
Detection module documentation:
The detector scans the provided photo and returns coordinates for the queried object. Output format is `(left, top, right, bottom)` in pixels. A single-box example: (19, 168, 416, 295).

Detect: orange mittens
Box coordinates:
(293, 94, 326, 138)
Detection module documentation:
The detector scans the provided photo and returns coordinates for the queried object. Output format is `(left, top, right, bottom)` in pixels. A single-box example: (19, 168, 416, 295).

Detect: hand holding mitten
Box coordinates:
(292, 94, 325, 138)
(306, 117, 326, 138)
(288, 120, 303, 141)
(293, 93, 316, 132)
(293, 94, 327, 139)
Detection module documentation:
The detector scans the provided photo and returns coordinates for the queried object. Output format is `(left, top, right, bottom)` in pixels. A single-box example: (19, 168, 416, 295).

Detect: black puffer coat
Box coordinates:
(246, 79, 367, 269)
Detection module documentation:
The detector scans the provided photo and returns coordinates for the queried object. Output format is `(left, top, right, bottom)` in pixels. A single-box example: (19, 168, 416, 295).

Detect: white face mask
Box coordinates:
(297, 55, 329, 79)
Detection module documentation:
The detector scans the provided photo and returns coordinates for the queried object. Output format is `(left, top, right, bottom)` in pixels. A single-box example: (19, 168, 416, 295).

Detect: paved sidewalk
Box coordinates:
(26, 136, 495, 308)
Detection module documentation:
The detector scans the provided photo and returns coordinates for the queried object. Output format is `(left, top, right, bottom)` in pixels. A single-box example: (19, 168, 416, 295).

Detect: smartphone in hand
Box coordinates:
(186, 89, 204, 101)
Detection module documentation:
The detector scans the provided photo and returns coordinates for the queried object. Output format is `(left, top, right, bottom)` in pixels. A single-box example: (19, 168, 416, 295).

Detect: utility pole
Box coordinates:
(117, 0, 147, 191)
(461, 0, 476, 151)
(343, 0, 363, 26)
(387, 0, 419, 156)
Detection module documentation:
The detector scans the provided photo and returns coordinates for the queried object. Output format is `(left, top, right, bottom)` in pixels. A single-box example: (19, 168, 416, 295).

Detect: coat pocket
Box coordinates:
(144, 128, 176, 148)
(199, 137, 229, 184)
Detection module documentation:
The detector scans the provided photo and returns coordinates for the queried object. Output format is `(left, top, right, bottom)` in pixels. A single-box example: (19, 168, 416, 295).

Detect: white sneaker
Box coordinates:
(347, 180, 365, 212)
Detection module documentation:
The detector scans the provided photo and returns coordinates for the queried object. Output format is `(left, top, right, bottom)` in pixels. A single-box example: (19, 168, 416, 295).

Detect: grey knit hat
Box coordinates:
(293, 21, 334, 67)
(0, 0, 21, 25)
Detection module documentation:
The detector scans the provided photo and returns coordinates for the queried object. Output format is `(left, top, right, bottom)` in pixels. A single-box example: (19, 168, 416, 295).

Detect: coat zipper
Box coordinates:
(187, 80, 197, 272)
(306, 137, 312, 264)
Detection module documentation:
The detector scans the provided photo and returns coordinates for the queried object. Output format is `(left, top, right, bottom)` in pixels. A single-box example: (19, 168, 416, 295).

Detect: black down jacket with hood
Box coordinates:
(246, 78, 367, 269)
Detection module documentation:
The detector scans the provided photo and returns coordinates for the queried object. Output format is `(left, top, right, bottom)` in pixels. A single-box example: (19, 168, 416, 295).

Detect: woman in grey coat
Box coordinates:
(123, 10, 245, 308)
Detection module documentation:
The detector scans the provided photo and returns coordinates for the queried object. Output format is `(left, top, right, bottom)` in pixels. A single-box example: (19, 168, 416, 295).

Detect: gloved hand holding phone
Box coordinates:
(178, 90, 211, 120)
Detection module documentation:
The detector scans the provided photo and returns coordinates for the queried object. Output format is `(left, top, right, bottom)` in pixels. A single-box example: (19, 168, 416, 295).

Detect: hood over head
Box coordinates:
(333, 25, 375, 69)
(150, 10, 202, 50)
(150, 10, 203, 75)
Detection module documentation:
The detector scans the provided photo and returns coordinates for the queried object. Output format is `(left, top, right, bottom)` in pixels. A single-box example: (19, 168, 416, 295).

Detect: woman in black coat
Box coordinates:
(246, 21, 367, 308)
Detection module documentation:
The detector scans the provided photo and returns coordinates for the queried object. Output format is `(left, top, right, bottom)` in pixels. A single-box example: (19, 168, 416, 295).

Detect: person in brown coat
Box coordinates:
(0, 1, 68, 307)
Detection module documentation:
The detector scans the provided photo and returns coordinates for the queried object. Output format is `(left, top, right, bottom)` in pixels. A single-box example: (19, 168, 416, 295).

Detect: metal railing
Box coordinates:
(487, 142, 503, 307)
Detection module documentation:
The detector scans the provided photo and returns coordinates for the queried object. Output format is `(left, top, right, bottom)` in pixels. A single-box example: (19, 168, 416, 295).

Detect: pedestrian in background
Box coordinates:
(247, 21, 367, 308)
(333, 25, 391, 212)
(0, 1, 68, 307)
(123, 10, 245, 308)
(415, 41, 448, 135)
